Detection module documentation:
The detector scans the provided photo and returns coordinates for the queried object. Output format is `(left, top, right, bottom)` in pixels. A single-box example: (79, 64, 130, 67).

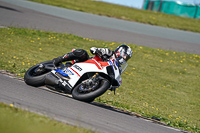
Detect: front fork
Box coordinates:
(80, 73, 103, 92)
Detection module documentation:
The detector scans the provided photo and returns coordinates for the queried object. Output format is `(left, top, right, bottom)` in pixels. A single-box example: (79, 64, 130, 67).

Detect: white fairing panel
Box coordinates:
(54, 56, 123, 88)
(67, 63, 108, 87)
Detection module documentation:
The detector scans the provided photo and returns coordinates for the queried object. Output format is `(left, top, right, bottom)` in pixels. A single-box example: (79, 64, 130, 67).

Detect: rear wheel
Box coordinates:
(24, 61, 54, 87)
(72, 78, 110, 102)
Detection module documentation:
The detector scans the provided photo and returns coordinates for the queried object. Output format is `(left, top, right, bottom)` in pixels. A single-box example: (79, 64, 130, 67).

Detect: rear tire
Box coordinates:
(24, 61, 53, 87)
(72, 79, 110, 102)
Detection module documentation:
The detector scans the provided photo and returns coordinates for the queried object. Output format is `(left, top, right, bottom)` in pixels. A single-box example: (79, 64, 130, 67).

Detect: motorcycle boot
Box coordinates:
(62, 49, 89, 62)
(53, 49, 89, 66)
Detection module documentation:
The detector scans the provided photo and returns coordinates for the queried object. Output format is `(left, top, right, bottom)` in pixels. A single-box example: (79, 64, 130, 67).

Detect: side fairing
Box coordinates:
(53, 57, 122, 89)
(67, 63, 108, 87)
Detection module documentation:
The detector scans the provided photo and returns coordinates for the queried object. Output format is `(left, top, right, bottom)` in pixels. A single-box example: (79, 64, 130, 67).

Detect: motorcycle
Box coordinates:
(24, 54, 128, 102)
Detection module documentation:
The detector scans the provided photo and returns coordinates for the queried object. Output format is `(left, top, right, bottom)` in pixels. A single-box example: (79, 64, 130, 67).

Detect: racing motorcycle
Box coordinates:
(24, 55, 127, 102)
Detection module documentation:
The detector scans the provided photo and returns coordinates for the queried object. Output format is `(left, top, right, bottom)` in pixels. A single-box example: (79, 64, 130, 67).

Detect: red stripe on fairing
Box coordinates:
(70, 67, 81, 77)
(92, 59, 102, 69)
(82, 58, 109, 70)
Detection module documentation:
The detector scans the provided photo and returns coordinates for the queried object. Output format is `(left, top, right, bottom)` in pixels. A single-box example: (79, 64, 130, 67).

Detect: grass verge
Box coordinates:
(0, 27, 199, 132)
(29, 0, 200, 33)
(0, 103, 94, 133)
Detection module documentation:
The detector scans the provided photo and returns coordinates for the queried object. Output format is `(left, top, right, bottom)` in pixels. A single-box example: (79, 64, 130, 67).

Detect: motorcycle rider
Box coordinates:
(52, 44, 133, 74)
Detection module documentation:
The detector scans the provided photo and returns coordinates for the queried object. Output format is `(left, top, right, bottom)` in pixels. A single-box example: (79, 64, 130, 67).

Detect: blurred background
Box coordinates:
(96, 0, 200, 19)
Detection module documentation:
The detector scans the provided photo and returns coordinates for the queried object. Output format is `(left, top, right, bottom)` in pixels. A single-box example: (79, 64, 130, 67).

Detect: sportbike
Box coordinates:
(24, 55, 127, 102)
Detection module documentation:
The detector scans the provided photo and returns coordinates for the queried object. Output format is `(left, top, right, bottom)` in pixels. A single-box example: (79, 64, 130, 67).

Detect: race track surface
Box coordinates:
(0, 0, 200, 54)
(0, 73, 182, 133)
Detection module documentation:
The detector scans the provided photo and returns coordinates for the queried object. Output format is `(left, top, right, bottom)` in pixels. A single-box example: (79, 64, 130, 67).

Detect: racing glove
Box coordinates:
(52, 56, 62, 67)
(90, 47, 98, 55)
(90, 47, 113, 61)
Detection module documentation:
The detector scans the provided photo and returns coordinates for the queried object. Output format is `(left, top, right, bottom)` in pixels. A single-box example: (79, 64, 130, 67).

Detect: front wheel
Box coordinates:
(72, 78, 110, 102)
(24, 61, 54, 87)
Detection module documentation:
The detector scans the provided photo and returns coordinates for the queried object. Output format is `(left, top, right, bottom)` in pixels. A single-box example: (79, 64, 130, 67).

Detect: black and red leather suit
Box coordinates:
(53, 47, 113, 67)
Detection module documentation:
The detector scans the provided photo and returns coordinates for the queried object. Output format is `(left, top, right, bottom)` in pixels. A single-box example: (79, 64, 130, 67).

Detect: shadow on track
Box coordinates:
(0, 5, 21, 12)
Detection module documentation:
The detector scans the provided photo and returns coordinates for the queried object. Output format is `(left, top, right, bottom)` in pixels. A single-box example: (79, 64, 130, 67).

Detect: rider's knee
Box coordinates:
(73, 49, 89, 61)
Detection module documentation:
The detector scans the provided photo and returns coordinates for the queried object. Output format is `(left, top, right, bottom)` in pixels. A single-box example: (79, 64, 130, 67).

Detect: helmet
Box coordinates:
(115, 44, 133, 62)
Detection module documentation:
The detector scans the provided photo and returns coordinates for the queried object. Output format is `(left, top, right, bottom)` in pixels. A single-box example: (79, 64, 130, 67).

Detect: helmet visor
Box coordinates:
(119, 50, 130, 61)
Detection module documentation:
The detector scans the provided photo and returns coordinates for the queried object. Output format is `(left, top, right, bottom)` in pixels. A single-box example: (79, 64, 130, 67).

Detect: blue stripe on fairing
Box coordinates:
(55, 68, 74, 77)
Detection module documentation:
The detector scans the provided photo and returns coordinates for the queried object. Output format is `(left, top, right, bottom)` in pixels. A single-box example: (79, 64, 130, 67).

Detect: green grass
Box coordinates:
(0, 27, 200, 132)
(0, 103, 94, 133)
(29, 0, 200, 33)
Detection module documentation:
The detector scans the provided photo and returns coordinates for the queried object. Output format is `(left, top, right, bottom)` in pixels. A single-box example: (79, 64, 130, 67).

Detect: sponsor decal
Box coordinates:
(73, 64, 82, 71)
(63, 69, 74, 76)
(55, 68, 74, 77)
(59, 79, 72, 88)
(109, 59, 117, 70)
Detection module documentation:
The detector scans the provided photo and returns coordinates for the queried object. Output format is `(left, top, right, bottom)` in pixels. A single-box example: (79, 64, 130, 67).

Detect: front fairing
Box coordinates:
(108, 56, 124, 86)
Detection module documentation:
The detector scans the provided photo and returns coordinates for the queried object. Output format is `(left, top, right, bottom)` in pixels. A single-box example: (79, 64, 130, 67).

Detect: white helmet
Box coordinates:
(115, 44, 133, 62)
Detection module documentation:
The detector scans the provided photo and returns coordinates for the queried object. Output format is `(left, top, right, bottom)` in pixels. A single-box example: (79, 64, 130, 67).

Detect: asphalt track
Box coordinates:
(0, 0, 196, 132)
(0, 0, 200, 55)
(0, 72, 183, 133)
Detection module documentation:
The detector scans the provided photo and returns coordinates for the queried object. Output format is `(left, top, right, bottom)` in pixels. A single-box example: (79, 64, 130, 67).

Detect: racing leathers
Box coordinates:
(53, 49, 89, 67)
(53, 47, 113, 67)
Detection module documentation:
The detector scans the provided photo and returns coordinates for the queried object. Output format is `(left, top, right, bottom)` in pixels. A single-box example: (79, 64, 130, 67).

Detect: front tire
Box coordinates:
(24, 61, 53, 87)
(72, 79, 110, 102)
